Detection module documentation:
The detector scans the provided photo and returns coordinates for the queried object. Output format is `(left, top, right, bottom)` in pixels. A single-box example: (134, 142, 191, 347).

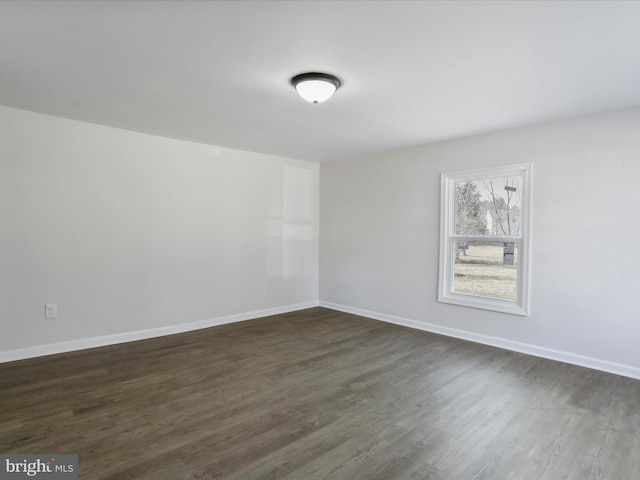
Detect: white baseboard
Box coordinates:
(0, 301, 319, 364)
(319, 301, 640, 381)
(7, 300, 639, 381)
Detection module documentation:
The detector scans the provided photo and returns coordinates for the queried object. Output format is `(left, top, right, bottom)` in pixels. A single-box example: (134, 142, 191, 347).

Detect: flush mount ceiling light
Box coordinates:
(291, 72, 341, 104)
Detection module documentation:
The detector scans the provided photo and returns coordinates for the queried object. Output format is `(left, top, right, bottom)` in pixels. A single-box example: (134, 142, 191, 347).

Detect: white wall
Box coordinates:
(4, 104, 639, 378)
(320, 107, 640, 377)
(1, 106, 319, 359)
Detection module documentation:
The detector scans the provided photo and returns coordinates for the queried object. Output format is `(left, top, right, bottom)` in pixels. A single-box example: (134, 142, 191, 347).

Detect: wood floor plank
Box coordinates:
(1, 307, 639, 479)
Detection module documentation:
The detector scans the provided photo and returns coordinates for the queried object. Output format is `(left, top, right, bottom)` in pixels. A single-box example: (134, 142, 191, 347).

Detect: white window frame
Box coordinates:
(438, 163, 532, 316)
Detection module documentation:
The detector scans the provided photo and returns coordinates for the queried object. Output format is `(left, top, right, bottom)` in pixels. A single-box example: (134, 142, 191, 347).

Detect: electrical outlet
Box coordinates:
(45, 303, 57, 319)
(258, 284, 266, 295)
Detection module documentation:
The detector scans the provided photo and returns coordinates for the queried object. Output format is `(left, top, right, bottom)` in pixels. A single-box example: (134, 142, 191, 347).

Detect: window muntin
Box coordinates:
(439, 164, 531, 316)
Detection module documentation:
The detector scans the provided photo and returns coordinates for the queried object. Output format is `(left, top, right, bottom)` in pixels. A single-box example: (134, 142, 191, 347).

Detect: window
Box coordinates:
(438, 164, 532, 316)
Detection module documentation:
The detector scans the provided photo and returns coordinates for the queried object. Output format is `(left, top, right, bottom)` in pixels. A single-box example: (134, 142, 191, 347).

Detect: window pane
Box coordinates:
(454, 177, 521, 236)
(453, 241, 518, 300)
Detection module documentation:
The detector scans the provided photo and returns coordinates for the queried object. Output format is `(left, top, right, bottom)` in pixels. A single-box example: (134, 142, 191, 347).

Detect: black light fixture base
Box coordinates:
(290, 72, 341, 90)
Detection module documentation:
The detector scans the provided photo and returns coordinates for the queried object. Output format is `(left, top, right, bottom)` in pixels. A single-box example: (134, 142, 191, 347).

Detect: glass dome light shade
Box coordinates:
(291, 73, 341, 104)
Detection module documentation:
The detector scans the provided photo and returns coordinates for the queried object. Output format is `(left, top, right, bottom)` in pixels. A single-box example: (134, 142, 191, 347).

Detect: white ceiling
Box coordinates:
(1, 1, 639, 162)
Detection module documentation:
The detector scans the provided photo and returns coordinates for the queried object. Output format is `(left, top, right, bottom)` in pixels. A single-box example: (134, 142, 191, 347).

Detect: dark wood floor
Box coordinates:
(1, 307, 639, 479)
